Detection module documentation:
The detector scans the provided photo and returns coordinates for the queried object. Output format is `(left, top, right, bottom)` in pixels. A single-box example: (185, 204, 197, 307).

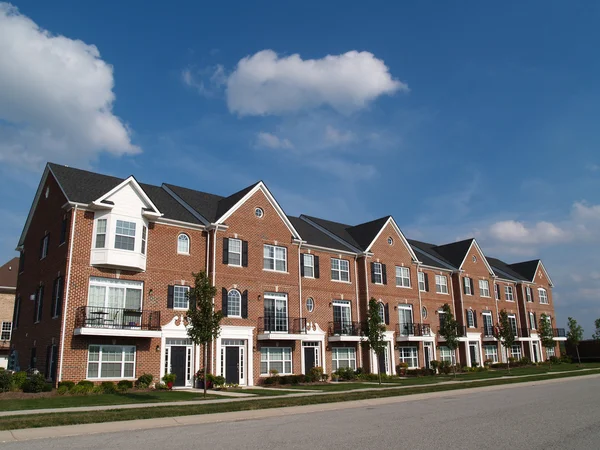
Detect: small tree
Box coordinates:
(592, 318, 600, 341)
(494, 310, 516, 373)
(538, 313, 555, 361)
(437, 303, 459, 378)
(366, 298, 387, 385)
(567, 317, 584, 366)
(186, 271, 223, 397)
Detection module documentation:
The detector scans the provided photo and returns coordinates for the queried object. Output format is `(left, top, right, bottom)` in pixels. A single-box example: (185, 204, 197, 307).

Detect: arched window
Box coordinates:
(228, 290, 241, 317)
(378, 302, 385, 322)
(177, 233, 190, 254)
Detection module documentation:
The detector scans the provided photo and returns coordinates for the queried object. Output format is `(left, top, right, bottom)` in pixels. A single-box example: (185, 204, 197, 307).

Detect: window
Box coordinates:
(463, 277, 472, 295)
(529, 312, 536, 330)
(332, 347, 357, 371)
(40, 234, 49, 259)
(399, 347, 418, 368)
(378, 303, 385, 322)
(396, 267, 410, 287)
(34, 285, 44, 323)
(88, 277, 143, 324)
(87, 345, 135, 379)
(1, 322, 12, 341)
(484, 345, 498, 363)
(495, 284, 501, 300)
(177, 234, 189, 254)
(306, 297, 314, 313)
(228, 238, 242, 266)
(505, 286, 514, 301)
(227, 289, 242, 317)
(435, 275, 448, 294)
(526, 287, 533, 302)
(260, 347, 292, 375)
(387, 237, 394, 245)
(331, 258, 350, 282)
(60, 216, 68, 245)
(332, 300, 352, 334)
(546, 347, 555, 358)
(439, 346, 453, 364)
(511, 345, 522, 360)
(482, 313, 494, 336)
(508, 315, 518, 336)
(418, 272, 426, 292)
(95, 219, 107, 248)
(373, 263, 383, 284)
(264, 293, 289, 332)
(538, 288, 548, 304)
(467, 310, 475, 328)
(51, 276, 64, 318)
(398, 304, 413, 336)
(421, 306, 427, 319)
(115, 220, 136, 251)
(472, 255, 477, 263)
(479, 280, 490, 297)
(263, 245, 287, 272)
(303, 254, 314, 278)
(173, 285, 190, 310)
(141, 226, 147, 255)
(255, 207, 264, 218)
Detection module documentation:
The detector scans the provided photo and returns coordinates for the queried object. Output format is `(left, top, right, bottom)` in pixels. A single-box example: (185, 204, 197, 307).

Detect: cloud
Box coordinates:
(255, 132, 294, 150)
(488, 220, 570, 245)
(585, 163, 599, 172)
(324, 125, 354, 145)
(0, 3, 139, 170)
(181, 65, 226, 97)
(226, 50, 406, 116)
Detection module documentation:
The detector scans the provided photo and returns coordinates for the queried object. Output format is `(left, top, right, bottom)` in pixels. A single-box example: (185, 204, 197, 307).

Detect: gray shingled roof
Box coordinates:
(508, 260, 540, 282)
(163, 183, 224, 223)
(288, 217, 355, 252)
(431, 239, 474, 268)
(487, 257, 528, 282)
(408, 239, 457, 270)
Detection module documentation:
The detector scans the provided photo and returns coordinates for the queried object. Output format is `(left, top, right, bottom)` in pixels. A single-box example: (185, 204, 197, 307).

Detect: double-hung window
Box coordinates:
(141, 226, 147, 255)
(479, 279, 490, 297)
(508, 315, 518, 336)
(418, 272, 426, 291)
(87, 345, 135, 379)
(538, 288, 548, 304)
(263, 245, 287, 272)
(466, 310, 475, 328)
(435, 275, 448, 294)
(34, 285, 44, 323)
(173, 285, 190, 310)
(177, 234, 190, 254)
(399, 347, 418, 368)
(95, 219, 107, 248)
(396, 267, 410, 287)
(484, 345, 498, 363)
(260, 347, 292, 375)
(303, 254, 314, 278)
(511, 345, 522, 360)
(373, 263, 383, 284)
(1, 322, 12, 341)
(505, 286, 514, 301)
(529, 312, 536, 330)
(115, 220, 136, 251)
(439, 346, 453, 363)
(546, 347, 555, 358)
(228, 238, 242, 266)
(227, 289, 242, 317)
(331, 348, 356, 371)
(464, 277, 472, 295)
(495, 284, 501, 300)
(526, 287, 533, 302)
(331, 258, 350, 282)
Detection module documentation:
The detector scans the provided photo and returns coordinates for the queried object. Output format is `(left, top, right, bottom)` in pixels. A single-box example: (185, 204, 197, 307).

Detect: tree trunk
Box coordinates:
(203, 343, 208, 398)
(576, 345, 581, 367)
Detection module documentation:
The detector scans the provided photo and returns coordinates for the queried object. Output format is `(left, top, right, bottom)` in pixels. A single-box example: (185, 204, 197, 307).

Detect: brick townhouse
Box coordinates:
(9, 163, 565, 386)
(0, 257, 18, 368)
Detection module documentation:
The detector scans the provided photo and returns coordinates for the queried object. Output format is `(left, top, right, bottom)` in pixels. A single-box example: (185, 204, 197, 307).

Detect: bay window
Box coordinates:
(115, 220, 136, 251)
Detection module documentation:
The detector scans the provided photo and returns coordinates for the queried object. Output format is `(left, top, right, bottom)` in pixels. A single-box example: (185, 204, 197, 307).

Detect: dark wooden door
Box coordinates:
(304, 347, 316, 373)
(378, 351, 387, 374)
(171, 346, 186, 387)
(225, 347, 240, 384)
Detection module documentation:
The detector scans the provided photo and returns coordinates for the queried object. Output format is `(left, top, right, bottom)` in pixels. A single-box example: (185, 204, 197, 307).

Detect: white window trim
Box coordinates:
(331, 347, 357, 372)
(484, 345, 498, 363)
(538, 288, 549, 304)
(303, 254, 315, 278)
(418, 272, 426, 292)
(396, 266, 411, 288)
(435, 275, 449, 294)
(479, 279, 490, 298)
(88, 277, 144, 310)
(87, 345, 136, 380)
(399, 346, 419, 368)
(526, 287, 533, 302)
(228, 238, 243, 267)
(505, 285, 515, 302)
(464, 277, 472, 296)
(331, 258, 350, 283)
(263, 244, 287, 273)
(373, 263, 383, 285)
(260, 347, 292, 375)
(94, 218, 107, 249)
(227, 289, 242, 318)
(173, 285, 190, 310)
(529, 312, 536, 330)
(114, 219, 137, 252)
(177, 233, 190, 255)
(40, 234, 49, 260)
(466, 310, 475, 328)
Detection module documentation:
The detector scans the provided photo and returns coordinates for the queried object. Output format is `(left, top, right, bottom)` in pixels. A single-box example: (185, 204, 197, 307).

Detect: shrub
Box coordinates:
(262, 376, 279, 386)
(334, 367, 357, 381)
(100, 381, 117, 393)
(57, 385, 70, 395)
(490, 363, 508, 369)
(70, 384, 93, 395)
(307, 366, 324, 383)
(77, 380, 94, 389)
(548, 356, 561, 365)
(508, 357, 516, 364)
(321, 373, 329, 382)
(519, 357, 532, 366)
(0, 369, 12, 392)
(135, 373, 154, 389)
(430, 360, 440, 373)
(475, 366, 488, 372)
(212, 376, 226, 387)
(117, 380, 134, 392)
(22, 373, 50, 393)
(58, 381, 75, 391)
(12, 371, 27, 389)
(439, 361, 452, 375)
(155, 382, 168, 390)
(396, 362, 409, 376)
(560, 354, 572, 364)
(162, 373, 176, 384)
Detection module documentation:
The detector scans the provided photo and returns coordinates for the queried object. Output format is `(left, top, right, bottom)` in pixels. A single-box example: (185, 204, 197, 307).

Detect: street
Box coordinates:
(4, 376, 600, 450)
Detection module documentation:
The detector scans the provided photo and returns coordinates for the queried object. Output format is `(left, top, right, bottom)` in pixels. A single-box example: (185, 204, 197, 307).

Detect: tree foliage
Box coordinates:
(366, 298, 387, 384)
(592, 318, 600, 341)
(567, 317, 584, 366)
(437, 303, 459, 378)
(538, 313, 555, 353)
(494, 309, 516, 373)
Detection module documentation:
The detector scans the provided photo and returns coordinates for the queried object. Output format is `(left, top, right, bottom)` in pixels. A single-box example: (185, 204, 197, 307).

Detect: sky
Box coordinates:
(1, 1, 599, 335)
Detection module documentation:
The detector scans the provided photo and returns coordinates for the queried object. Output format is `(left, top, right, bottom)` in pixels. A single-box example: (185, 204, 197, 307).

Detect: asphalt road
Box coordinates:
(4, 376, 600, 450)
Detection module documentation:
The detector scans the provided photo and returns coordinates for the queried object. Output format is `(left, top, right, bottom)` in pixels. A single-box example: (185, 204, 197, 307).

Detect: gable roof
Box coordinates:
(0, 257, 19, 290)
(215, 182, 261, 220)
(287, 217, 356, 252)
(162, 183, 224, 223)
(346, 216, 391, 251)
(487, 257, 528, 282)
(431, 239, 475, 268)
(408, 239, 457, 270)
(508, 259, 553, 287)
(300, 215, 363, 251)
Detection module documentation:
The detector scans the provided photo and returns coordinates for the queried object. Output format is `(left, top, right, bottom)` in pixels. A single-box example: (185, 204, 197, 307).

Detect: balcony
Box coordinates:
(395, 323, 432, 341)
(327, 321, 365, 342)
(74, 306, 161, 338)
(553, 328, 567, 340)
(482, 325, 496, 339)
(437, 325, 467, 340)
(257, 316, 307, 340)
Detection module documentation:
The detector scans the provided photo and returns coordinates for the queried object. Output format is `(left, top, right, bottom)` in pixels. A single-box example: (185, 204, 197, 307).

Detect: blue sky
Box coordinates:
(1, 1, 599, 334)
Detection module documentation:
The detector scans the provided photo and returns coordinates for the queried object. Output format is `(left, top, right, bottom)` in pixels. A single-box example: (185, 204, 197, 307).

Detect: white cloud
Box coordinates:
(324, 125, 354, 145)
(572, 201, 600, 221)
(226, 50, 406, 116)
(255, 132, 294, 150)
(488, 220, 570, 245)
(0, 3, 139, 170)
(181, 64, 226, 97)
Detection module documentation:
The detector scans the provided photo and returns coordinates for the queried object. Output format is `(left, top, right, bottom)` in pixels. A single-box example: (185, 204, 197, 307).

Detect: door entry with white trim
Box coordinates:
(303, 341, 320, 374)
(221, 339, 245, 385)
(164, 338, 193, 387)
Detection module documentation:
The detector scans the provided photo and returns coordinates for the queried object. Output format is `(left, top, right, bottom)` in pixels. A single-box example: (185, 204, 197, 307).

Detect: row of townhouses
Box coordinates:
(9, 163, 565, 387)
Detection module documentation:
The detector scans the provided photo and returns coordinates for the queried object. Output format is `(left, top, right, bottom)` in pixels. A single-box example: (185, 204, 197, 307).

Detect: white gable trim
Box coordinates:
(92, 176, 161, 216)
(534, 261, 554, 287)
(364, 217, 419, 262)
(216, 182, 301, 240)
(299, 216, 363, 254)
(459, 240, 496, 276)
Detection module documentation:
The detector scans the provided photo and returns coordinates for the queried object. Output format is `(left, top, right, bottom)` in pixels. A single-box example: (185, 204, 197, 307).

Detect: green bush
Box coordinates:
(70, 383, 93, 395)
(100, 381, 117, 393)
(117, 380, 133, 392)
(58, 381, 75, 391)
(307, 366, 324, 383)
(490, 362, 508, 369)
(396, 362, 409, 376)
(12, 371, 27, 389)
(519, 357, 532, 366)
(57, 385, 70, 395)
(154, 382, 168, 390)
(22, 374, 50, 393)
(135, 373, 154, 389)
(262, 376, 279, 386)
(334, 367, 357, 381)
(560, 354, 572, 364)
(212, 375, 226, 387)
(77, 380, 94, 389)
(0, 369, 12, 392)
(548, 356, 561, 365)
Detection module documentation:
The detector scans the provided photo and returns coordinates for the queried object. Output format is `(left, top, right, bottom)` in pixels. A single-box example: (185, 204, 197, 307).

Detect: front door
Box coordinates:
(304, 347, 316, 373)
(170, 346, 186, 387)
(532, 342, 539, 363)
(377, 345, 389, 375)
(469, 343, 479, 367)
(225, 347, 240, 384)
(424, 343, 432, 369)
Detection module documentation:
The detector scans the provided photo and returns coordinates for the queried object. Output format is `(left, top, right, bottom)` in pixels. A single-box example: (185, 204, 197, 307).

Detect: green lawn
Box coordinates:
(227, 388, 292, 397)
(0, 390, 218, 411)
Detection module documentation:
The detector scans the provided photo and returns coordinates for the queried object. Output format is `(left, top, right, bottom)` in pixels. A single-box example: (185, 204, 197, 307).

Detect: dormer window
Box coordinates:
(115, 220, 136, 251)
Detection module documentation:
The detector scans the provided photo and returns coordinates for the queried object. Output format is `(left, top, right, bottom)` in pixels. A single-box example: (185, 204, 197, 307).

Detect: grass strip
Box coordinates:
(1, 369, 599, 431)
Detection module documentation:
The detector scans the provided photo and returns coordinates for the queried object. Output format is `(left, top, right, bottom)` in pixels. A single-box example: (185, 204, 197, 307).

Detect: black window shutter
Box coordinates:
(314, 256, 320, 278)
(38, 285, 44, 319)
(167, 285, 174, 309)
(222, 238, 229, 264)
(222, 288, 228, 317)
(39, 237, 44, 259)
(384, 303, 390, 325)
(56, 277, 64, 317)
(30, 347, 36, 369)
(470, 278, 474, 295)
(382, 264, 388, 285)
(370, 262, 376, 283)
(242, 241, 248, 267)
(45, 345, 52, 378)
(33, 290, 38, 322)
(50, 278, 57, 318)
(241, 290, 248, 319)
(498, 285, 502, 300)
(424, 273, 429, 292)
(474, 310, 478, 328)
(300, 253, 305, 277)
(534, 313, 537, 328)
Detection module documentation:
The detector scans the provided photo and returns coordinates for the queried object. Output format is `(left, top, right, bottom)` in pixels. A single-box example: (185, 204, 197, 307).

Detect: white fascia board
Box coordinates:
(154, 217, 206, 230)
(535, 261, 554, 287)
(94, 176, 161, 216)
(364, 217, 419, 262)
(412, 247, 456, 271)
(302, 243, 358, 257)
(418, 263, 454, 273)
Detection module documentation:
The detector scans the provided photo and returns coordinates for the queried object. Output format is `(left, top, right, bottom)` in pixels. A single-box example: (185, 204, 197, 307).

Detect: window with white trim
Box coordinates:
(396, 266, 410, 287)
(464, 277, 472, 295)
(479, 279, 490, 297)
(263, 245, 287, 272)
(546, 347, 555, 358)
(95, 219, 107, 248)
(399, 346, 418, 368)
(484, 345, 498, 363)
(141, 226, 147, 255)
(378, 303, 385, 322)
(508, 315, 518, 336)
(538, 288, 548, 304)
(306, 297, 314, 313)
(303, 254, 314, 278)
(260, 347, 292, 375)
(87, 345, 135, 379)
(435, 275, 448, 294)
(529, 312, 536, 330)
(115, 220, 136, 251)
(173, 285, 190, 310)
(495, 284, 500, 300)
(526, 287, 533, 302)
(88, 277, 143, 317)
(418, 272, 426, 292)
(227, 289, 242, 317)
(1, 322, 12, 341)
(331, 258, 350, 282)
(177, 233, 190, 254)
(439, 346, 453, 364)
(373, 263, 383, 284)
(511, 345, 522, 360)
(505, 285, 514, 301)
(332, 347, 356, 371)
(466, 310, 475, 328)
(228, 238, 242, 266)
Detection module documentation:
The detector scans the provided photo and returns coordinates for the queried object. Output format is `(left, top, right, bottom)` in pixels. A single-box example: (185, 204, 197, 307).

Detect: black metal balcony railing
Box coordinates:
(258, 316, 307, 334)
(553, 328, 566, 338)
(519, 328, 531, 338)
(328, 321, 364, 336)
(396, 323, 431, 337)
(483, 325, 495, 337)
(437, 325, 467, 337)
(75, 306, 161, 331)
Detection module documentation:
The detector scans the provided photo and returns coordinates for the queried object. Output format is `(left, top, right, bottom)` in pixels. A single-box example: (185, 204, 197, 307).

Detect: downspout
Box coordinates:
(211, 227, 217, 374)
(58, 205, 77, 383)
(298, 242, 303, 321)
(363, 256, 370, 370)
(354, 255, 361, 368)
